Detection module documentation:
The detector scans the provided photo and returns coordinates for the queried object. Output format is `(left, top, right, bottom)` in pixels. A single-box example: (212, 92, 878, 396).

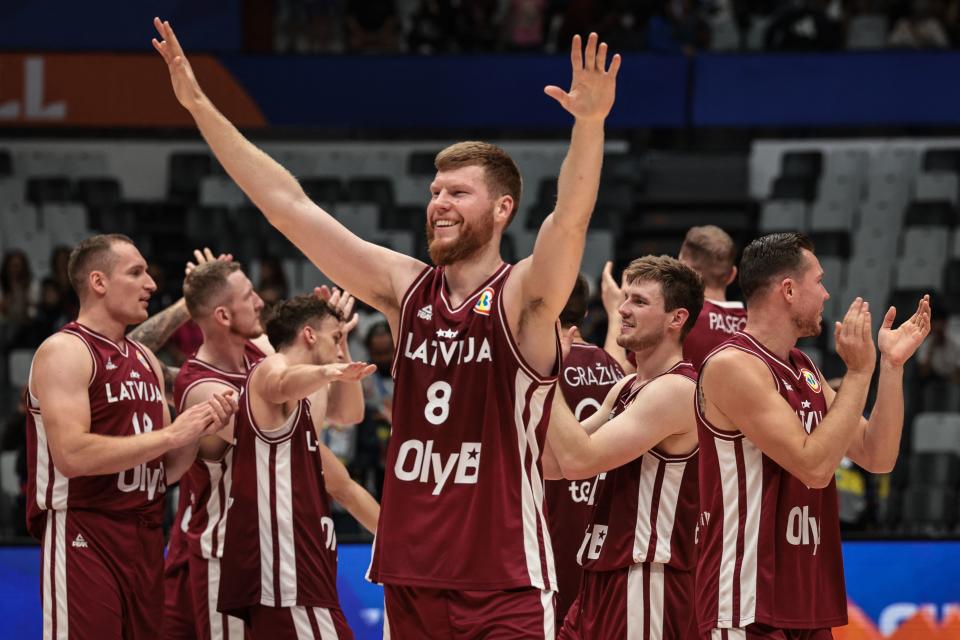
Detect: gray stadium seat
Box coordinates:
(0, 203, 40, 249)
(819, 256, 846, 320)
(902, 226, 950, 264)
(912, 412, 960, 455)
(846, 14, 890, 49)
(746, 15, 771, 50)
(853, 225, 898, 261)
(42, 203, 89, 247)
(711, 18, 740, 51)
(8, 348, 34, 389)
(199, 175, 247, 208)
(810, 199, 855, 231)
(895, 256, 944, 290)
(915, 172, 959, 204)
(760, 200, 806, 231)
(0, 177, 23, 207)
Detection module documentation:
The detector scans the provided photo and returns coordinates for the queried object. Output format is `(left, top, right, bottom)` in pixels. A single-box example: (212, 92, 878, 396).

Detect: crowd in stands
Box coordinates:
(271, 0, 960, 54)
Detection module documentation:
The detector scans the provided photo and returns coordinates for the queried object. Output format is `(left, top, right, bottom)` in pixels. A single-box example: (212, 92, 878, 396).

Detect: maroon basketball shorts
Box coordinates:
(40, 509, 164, 640)
(384, 585, 556, 639)
(163, 553, 196, 640)
(245, 604, 353, 640)
(559, 562, 694, 640)
(701, 626, 834, 640)
(188, 553, 248, 640)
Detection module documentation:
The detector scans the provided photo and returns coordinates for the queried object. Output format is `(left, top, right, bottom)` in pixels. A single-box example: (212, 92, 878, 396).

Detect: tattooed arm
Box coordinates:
(128, 298, 191, 353)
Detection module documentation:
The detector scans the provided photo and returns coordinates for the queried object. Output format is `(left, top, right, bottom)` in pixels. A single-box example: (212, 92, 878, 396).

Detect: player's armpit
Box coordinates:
(702, 349, 835, 488)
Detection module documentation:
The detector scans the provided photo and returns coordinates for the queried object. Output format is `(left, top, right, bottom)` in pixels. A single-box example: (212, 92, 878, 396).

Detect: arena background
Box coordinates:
(2, 1, 960, 637)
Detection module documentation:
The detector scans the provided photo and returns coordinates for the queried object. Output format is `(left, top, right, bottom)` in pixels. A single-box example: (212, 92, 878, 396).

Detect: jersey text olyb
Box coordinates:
(369, 263, 559, 590)
(695, 331, 846, 632)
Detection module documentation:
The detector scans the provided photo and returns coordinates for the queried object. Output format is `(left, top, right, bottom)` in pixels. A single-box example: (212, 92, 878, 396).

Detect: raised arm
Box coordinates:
(252, 355, 375, 407)
(319, 443, 379, 534)
(701, 299, 877, 488)
(319, 287, 366, 426)
(151, 18, 425, 317)
(837, 295, 931, 473)
(600, 261, 632, 372)
(34, 334, 230, 479)
(512, 34, 620, 318)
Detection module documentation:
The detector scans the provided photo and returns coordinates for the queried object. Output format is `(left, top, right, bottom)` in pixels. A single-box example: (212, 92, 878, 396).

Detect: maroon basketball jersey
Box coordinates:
(171, 340, 266, 560)
(26, 322, 167, 539)
(218, 363, 340, 614)
(695, 331, 846, 632)
(683, 300, 747, 370)
(546, 342, 624, 620)
(578, 362, 699, 573)
(368, 263, 560, 590)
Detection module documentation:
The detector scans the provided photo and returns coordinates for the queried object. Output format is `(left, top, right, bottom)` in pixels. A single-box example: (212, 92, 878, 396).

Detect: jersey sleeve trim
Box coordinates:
(696, 344, 782, 440)
(391, 265, 434, 379)
(61, 329, 99, 389)
(495, 269, 559, 386)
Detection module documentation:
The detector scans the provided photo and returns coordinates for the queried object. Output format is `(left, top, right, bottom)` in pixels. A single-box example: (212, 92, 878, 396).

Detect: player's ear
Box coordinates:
(495, 195, 514, 223)
(213, 306, 230, 326)
(671, 308, 689, 332)
(88, 270, 107, 296)
(302, 324, 316, 347)
(726, 265, 737, 287)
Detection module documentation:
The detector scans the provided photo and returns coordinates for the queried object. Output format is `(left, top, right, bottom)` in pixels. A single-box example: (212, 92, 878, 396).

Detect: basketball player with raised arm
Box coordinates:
(26, 234, 237, 639)
(696, 233, 930, 639)
(217, 295, 379, 638)
(543, 256, 704, 639)
(545, 273, 624, 627)
(154, 17, 620, 637)
(601, 225, 746, 373)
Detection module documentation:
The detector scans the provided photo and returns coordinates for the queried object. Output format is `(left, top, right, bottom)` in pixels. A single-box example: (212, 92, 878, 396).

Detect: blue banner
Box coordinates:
(3, 541, 959, 637)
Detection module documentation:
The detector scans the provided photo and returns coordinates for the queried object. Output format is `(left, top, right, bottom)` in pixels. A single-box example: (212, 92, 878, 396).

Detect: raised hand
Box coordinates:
(152, 17, 206, 112)
(544, 33, 621, 122)
(185, 247, 233, 276)
(320, 361, 377, 383)
(834, 298, 876, 375)
(600, 261, 624, 317)
(877, 294, 932, 367)
(315, 285, 359, 335)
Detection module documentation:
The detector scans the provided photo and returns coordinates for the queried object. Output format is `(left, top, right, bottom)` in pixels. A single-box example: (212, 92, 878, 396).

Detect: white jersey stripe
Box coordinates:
(716, 437, 740, 627)
(383, 596, 391, 640)
(42, 511, 52, 640)
(215, 449, 234, 559)
(200, 460, 225, 558)
(290, 606, 314, 639)
(627, 563, 644, 640)
(654, 462, 687, 564)
(540, 589, 556, 640)
(276, 439, 298, 605)
(35, 415, 50, 510)
(739, 440, 763, 626)
(525, 383, 557, 589)
(313, 607, 339, 640)
(208, 557, 224, 640)
(632, 456, 660, 563)
(255, 438, 275, 605)
(648, 563, 665, 639)
(513, 369, 544, 588)
(51, 465, 68, 510)
(54, 511, 68, 640)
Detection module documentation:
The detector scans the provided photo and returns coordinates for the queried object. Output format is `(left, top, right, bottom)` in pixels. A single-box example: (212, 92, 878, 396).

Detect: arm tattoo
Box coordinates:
(128, 299, 190, 352)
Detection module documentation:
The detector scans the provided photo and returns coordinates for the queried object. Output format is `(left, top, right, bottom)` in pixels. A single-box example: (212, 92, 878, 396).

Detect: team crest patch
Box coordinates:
(801, 368, 821, 393)
(474, 287, 494, 315)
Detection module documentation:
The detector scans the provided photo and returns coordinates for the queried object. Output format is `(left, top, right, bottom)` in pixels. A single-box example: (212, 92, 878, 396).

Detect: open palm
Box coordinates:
(545, 33, 621, 122)
(152, 17, 205, 111)
(878, 295, 932, 367)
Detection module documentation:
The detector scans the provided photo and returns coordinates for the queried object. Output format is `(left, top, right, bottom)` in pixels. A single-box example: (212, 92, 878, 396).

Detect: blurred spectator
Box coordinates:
(457, 0, 502, 51)
(888, 0, 950, 47)
(504, 0, 547, 50)
(1, 389, 28, 538)
(257, 256, 290, 322)
(49, 246, 78, 321)
(648, 0, 712, 53)
(408, 0, 457, 53)
(352, 321, 393, 499)
(915, 301, 960, 411)
(275, 0, 346, 53)
(344, 0, 400, 52)
(765, 0, 843, 51)
(15, 278, 69, 348)
(0, 250, 35, 330)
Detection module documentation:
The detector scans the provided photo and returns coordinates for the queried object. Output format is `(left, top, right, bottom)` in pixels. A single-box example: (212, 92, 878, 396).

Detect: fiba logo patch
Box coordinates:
(801, 369, 821, 393)
(474, 287, 494, 315)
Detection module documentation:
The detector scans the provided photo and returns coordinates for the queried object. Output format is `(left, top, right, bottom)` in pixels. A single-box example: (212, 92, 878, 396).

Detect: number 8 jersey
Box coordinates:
(368, 263, 560, 590)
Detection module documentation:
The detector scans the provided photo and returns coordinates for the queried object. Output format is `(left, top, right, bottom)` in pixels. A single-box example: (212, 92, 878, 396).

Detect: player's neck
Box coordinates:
(195, 329, 247, 372)
(630, 340, 684, 384)
(703, 285, 727, 302)
(443, 248, 504, 306)
(76, 307, 128, 344)
(743, 315, 798, 361)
